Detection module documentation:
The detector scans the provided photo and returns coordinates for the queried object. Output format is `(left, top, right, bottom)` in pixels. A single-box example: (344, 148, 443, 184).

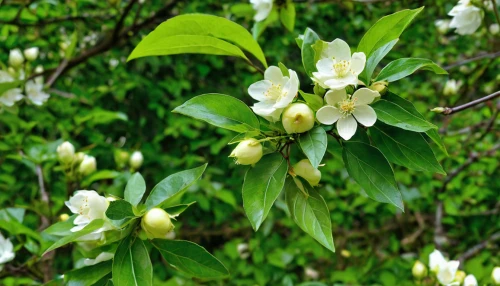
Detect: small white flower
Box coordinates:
(250, 0, 273, 22)
(84, 252, 114, 266)
(429, 249, 448, 272)
(490, 23, 500, 34)
(429, 249, 460, 286)
(443, 79, 461, 96)
(492, 267, 500, 284)
(129, 151, 143, 169)
(25, 80, 50, 106)
(8, 49, 24, 67)
(248, 66, 299, 122)
(304, 267, 319, 280)
(79, 155, 97, 176)
(57, 141, 75, 164)
(463, 274, 478, 286)
(0, 233, 15, 265)
(435, 19, 451, 34)
(316, 88, 379, 140)
(449, 0, 483, 35)
(312, 39, 366, 90)
(23, 47, 39, 61)
(0, 71, 24, 107)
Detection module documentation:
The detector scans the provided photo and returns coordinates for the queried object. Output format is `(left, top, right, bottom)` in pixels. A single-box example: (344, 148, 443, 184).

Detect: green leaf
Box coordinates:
(280, 1, 295, 32)
(242, 153, 288, 231)
(0, 80, 23, 95)
(43, 219, 105, 255)
(370, 123, 445, 174)
(106, 200, 137, 221)
(375, 58, 447, 82)
(298, 90, 323, 111)
(357, 7, 423, 59)
(301, 28, 320, 77)
(128, 14, 267, 68)
(152, 239, 229, 279)
(65, 261, 112, 286)
(342, 142, 403, 210)
(124, 172, 146, 206)
(173, 94, 261, 133)
(278, 62, 290, 77)
(113, 237, 152, 286)
(164, 202, 196, 217)
(252, 9, 279, 40)
(425, 129, 448, 156)
(81, 170, 121, 187)
(284, 178, 335, 252)
(145, 164, 207, 210)
(298, 127, 327, 168)
(43, 215, 76, 236)
(311, 40, 329, 66)
(371, 100, 437, 132)
(360, 39, 398, 84)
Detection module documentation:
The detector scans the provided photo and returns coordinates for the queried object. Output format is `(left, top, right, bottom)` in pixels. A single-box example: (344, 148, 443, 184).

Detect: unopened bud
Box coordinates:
(455, 270, 466, 284)
(340, 249, 351, 258)
(229, 138, 263, 165)
(79, 155, 96, 176)
(282, 103, 315, 134)
(24, 47, 39, 61)
(34, 65, 44, 74)
(57, 141, 75, 164)
(431, 107, 445, 113)
(129, 151, 143, 169)
(293, 159, 321, 186)
(369, 81, 388, 95)
(59, 213, 70, 221)
(9, 49, 24, 67)
(74, 152, 85, 165)
(412, 261, 427, 279)
(492, 267, 500, 285)
(463, 274, 477, 286)
(490, 24, 500, 35)
(114, 150, 130, 168)
(141, 208, 174, 239)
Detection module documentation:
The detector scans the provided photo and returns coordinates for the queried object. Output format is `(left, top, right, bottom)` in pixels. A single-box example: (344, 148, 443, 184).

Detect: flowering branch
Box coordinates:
(441, 90, 500, 115)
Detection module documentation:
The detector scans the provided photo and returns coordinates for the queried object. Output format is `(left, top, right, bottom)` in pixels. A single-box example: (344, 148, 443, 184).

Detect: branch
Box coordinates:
(35, 165, 50, 230)
(457, 231, 500, 263)
(443, 51, 500, 70)
(441, 91, 500, 115)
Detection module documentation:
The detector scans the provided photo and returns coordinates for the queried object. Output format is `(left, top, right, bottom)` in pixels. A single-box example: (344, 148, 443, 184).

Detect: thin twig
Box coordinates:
(35, 165, 50, 230)
(491, 0, 500, 26)
(458, 231, 500, 263)
(45, 59, 68, 88)
(443, 51, 500, 70)
(442, 91, 500, 115)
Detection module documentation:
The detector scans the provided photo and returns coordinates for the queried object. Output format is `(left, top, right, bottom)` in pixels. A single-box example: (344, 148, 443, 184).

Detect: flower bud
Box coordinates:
(9, 49, 24, 67)
(455, 270, 466, 284)
(463, 274, 477, 286)
(229, 138, 263, 165)
(492, 267, 500, 285)
(57, 141, 75, 164)
(340, 249, 351, 258)
(412, 261, 427, 279)
(141, 208, 174, 239)
(490, 24, 500, 35)
(293, 159, 321, 186)
(431, 107, 445, 113)
(23, 47, 39, 61)
(114, 150, 130, 168)
(79, 155, 97, 176)
(282, 103, 315, 134)
(129, 151, 143, 169)
(59, 213, 70, 221)
(443, 79, 460, 96)
(369, 81, 388, 95)
(74, 152, 85, 164)
(34, 65, 44, 74)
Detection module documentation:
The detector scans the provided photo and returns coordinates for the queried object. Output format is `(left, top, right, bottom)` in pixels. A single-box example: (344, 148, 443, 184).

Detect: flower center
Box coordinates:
(265, 84, 286, 101)
(339, 98, 356, 117)
(333, 60, 351, 77)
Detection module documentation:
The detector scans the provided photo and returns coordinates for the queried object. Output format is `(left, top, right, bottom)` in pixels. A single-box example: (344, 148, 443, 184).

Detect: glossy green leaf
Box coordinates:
(278, 62, 290, 77)
(242, 153, 288, 231)
(301, 28, 320, 77)
(164, 202, 196, 217)
(128, 14, 267, 68)
(65, 261, 112, 286)
(173, 94, 261, 133)
(124, 172, 146, 206)
(342, 142, 404, 210)
(371, 100, 437, 132)
(298, 127, 327, 168)
(43, 215, 76, 236)
(360, 39, 398, 84)
(280, 1, 295, 32)
(106, 200, 136, 220)
(375, 58, 447, 82)
(284, 178, 335, 252)
(298, 90, 323, 111)
(44, 219, 105, 255)
(370, 123, 445, 174)
(145, 164, 207, 210)
(357, 7, 423, 58)
(152, 239, 229, 279)
(81, 170, 121, 187)
(113, 237, 152, 286)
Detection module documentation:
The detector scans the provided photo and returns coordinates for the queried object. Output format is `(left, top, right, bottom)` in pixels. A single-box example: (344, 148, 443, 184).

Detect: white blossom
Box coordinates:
(490, 23, 500, 34)
(312, 39, 366, 90)
(0, 233, 15, 266)
(449, 0, 483, 35)
(316, 88, 379, 140)
(443, 79, 461, 96)
(8, 49, 24, 67)
(129, 151, 144, 169)
(250, 0, 273, 22)
(0, 71, 24, 107)
(84, 252, 114, 266)
(25, 80, 50, 106)
(24, 47, 39, 61)
(429, 249, 460, 286)
(248, 66, 299, 122)
(57, 141, 75, 164)
(492, 267, 500, 284)
(463, 274, 478, 286)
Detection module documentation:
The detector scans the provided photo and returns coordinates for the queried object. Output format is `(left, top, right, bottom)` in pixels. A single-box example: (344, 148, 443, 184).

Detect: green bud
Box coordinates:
(282, 103, 315, 134)
(141, 208, 175, 239)
(431, 107, 445, 113)
(229, 138, 263, 165)
(412, 261, 427, 279)
(293, 159, 321, 186)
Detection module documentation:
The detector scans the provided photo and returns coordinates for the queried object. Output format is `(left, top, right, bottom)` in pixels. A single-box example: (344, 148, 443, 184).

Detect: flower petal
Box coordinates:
(248, 80, 273, 101)
(324, 89, 347, 105)
(352, 88, 379, 105)
(275, 70, 299, 108)
(264, 66, 284, 84)
(316, 58, 334, 74)
(316, 105, 342, 125)
(352, 105, 377, 127)
(327, 39, 351, 61)
(324, 73, 358, 90)
(337, 115, 357, 140)
(252, 101, 283, 122)
(351, 52, 366, 75)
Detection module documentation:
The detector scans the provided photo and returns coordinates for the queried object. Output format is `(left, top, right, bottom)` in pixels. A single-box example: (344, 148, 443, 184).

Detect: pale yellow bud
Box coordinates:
(74, 152, 85, 165)
(454, 270, 466, 284)
(431, 107, 445, 113)
(9, 49, 24, 67)
(23, 47, 39, 61)
(229, 138, 263, 165)
(282, 103, 315, 134)
(340, 249, 351, 258)
(59, 213, 70, 221)
(369, 81, 388, 95)
(79, 155, 97, 176)
(141, 208, 174, 239)
(114, 150, 130, 168)
(57, 141, 75, 164)
(129, 151, 143, 169)
(412, 261, 428, 279)
(293, 159, 321, 186)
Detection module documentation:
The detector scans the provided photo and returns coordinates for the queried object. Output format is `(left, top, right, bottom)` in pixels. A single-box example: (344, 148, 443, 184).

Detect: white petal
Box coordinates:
(248, 80, 272, 101)
(264, 66, 284, 84)
(252, 101, 284, 122)
(352, 88, 379, 105)
(316, 106, 342, 125)
(429, 250, 447, 272)
(350, 52, 366, 75)
(275, 70, 299, 108)
(316, 58, 334, 74)
(311, 72, 332, 89)
(252, 0, 273, 22)
(337, 115, 357, 140)
(327, 39, 351, 61)
(324, 89, 347, 105)
(352, 105, 377, 127)
(324, 73, 358, 90)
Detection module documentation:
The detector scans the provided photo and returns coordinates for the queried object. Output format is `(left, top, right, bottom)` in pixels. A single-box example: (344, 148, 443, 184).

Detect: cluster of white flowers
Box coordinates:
(56, 141, 97, 176)
(448, 0, 483, 35)
(0, 233, 15, 271)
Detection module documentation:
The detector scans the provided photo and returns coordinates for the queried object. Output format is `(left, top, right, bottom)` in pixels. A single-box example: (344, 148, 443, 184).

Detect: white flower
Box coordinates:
(250, 0, 273, 22)
(248, 66, 299, 122)
(8, 49, 24, 67)
(304, 267, 319, 280)
(463, 274, 478, 286)
(429, 249, 448, 272)
(0, 71, 24, 107)
(435, 19, 451, 34)
(0, 233, 15, 265)
(429, 249, 460, 286)
(443, 79, 461, 96)
(312, 39, 366, 90)
(57, 141, 75, 164)
(316, 88, 379, 140)
(25, 80, 50, 106)
(23, 47, 39, 61)
(84, 252, 114, 266)
(490, 23, 500, 34)
(492, 267, 500, 284)
(79, 155, 97, 175)
(129, 151, 143, 169)
(449, 0, 483, 35)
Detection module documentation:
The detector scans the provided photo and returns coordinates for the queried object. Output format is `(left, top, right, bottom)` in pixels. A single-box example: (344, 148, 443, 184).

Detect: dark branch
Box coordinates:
(442, 91, 500, 115)
(443, 51, 500, 70)
(458, 231, 500, 263)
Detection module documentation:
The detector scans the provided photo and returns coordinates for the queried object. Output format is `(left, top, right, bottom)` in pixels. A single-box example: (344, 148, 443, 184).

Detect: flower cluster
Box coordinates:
(56, 141, 97, 177)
